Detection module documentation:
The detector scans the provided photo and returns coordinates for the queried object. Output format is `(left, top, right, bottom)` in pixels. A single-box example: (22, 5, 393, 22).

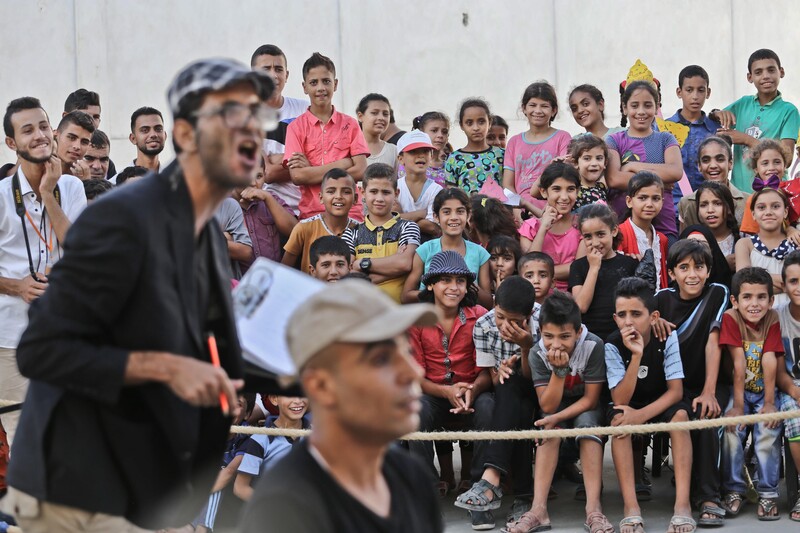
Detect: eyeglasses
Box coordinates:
(193, 102, 278, 131)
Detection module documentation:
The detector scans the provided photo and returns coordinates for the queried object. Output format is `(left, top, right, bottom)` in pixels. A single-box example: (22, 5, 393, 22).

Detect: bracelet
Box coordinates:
(553, 365, 570, 378)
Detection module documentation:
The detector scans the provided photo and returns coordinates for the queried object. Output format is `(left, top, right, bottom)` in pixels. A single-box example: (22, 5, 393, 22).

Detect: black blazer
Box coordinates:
(9, 162, 246, 528)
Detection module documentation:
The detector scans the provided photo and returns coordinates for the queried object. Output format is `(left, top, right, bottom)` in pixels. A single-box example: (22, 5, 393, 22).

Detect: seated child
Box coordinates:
(234, 396, 310, 502)
(570, 133, 608, 212)
(775, 250, 800, 521)
(281, 168, 358, 273)
(518, 251, 555, 309)
(396, 130, 443, 238)
(720, 267, 784, 520)
(507, 291, 611, 533)
(455, 277, 541, 530)
(487, 235, 521, 294)
(606, 277, 694, 533)
(407, 251, 492, 485)
(342, 162, 420, 302)
(468, 194, 519, 248)
(308, 235, 350, 283)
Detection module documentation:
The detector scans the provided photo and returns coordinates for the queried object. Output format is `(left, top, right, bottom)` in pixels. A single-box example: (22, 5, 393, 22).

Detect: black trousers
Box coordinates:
(685, 384, 730, 506)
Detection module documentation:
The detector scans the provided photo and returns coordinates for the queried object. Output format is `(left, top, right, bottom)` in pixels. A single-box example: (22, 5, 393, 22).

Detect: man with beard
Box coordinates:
(0, 97, 87, 446)
(54, 111, 95, 180)
(128, 106, 167, 173)
(2, 59, 275, 532)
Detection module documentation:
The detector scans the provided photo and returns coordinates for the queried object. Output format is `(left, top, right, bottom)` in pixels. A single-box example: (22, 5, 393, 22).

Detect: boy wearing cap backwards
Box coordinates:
(506, 291, 611, 533)
(342, 163, 420, 302)
(240, 280, 443, 533)
(396, 130, 443, 238)
(406, 252, 492, 489)
(284, 52, 369, 221)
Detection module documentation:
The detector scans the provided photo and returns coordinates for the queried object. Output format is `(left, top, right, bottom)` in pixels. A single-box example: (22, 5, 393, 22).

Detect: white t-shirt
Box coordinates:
(0, 168, 87, 347)
(367, 142, 398, 173)
(397, 177, 442, 222)
(775, 302, 800, 377)
(263, 96, 309, 215)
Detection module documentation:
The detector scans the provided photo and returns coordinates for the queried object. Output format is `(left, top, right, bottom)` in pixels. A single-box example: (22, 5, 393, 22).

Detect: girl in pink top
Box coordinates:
(519, 162, 586, 292)
(503, 82, 572, 216)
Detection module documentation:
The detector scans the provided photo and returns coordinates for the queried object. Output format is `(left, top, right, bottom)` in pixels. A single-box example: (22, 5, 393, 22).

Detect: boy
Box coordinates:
(284, 52, 368, 220)
(281, 168, 358, 273)
(308, 235, 350, 283)
(666, 65, 720, 191)
(342, 163, 420, 302)
(720, 267, 784, 520)
(776, 250, 800, 521)
(234, 396, 310, 502)
(507, 292, 611, 533)
(606, 277, 695, 532)
(395, 130, 443, 237)
(655, 239, 729, 524)
(54, 110, 95, 178)
(456, 276, 539, 530)
(712, 49, 800, 193)
(518, 251, 555, 310)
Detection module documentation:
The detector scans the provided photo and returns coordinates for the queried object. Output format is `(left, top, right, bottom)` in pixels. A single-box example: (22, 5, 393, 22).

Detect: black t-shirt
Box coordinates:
(655, 283, 729, 392)
(240, 441, 443, 533)
(606, 331, 668, 408)
(569, 254, 638, 341)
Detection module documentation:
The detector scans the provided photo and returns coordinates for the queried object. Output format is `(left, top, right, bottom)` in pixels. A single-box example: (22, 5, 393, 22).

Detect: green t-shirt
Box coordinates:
(724, 92, 800, 193)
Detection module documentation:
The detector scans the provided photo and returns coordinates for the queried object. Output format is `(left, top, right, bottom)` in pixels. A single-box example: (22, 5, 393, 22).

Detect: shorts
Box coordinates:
(542, 398, 605, 445)
(778, 379, 800, 441)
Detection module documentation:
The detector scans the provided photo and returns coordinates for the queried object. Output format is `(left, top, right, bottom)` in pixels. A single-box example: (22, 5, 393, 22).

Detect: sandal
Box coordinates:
(501, 510, 552, 533)
(790, 495, 800, 522)
(435, 480, 453, 497)
(697, 504, 725, 528)
(667, 515, 696, 533)
(583, 511, 614, 533)
(454, 479, 503, 511)
(720, 492, 744, 517)
(635, 482, 652, 501)
(619, 515, 645, 533)
(756, 497, 780, 521)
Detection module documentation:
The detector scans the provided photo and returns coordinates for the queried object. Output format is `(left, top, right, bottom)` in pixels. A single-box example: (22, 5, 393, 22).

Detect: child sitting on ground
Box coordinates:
(720, 267, 784, 521)
(308, 235, 350, 283)
(606, 277, 694, 533)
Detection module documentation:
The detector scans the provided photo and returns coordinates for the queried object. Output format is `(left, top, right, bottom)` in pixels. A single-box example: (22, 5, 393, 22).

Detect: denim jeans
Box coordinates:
(720, 390, 783, 498)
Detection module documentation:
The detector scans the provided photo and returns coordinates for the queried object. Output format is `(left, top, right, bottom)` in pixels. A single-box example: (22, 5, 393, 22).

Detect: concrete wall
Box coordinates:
(2, 0, 800, 164)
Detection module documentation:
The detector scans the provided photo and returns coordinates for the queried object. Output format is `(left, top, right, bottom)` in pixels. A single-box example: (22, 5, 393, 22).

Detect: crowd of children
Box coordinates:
(36, 43, 800, 532)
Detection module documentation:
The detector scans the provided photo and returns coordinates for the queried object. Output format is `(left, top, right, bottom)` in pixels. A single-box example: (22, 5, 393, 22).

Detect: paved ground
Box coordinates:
(441, 443, 799, 532)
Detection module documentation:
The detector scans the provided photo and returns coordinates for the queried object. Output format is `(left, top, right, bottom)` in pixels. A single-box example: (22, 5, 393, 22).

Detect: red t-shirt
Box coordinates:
(719, 312, 783, 393)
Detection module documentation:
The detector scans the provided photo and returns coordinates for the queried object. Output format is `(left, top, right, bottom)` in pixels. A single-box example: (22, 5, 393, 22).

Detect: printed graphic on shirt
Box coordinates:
(744, 339, 765, 393)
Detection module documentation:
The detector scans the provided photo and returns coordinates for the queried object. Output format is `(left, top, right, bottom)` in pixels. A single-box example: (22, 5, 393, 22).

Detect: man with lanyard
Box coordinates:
(0, 96, 86, 446)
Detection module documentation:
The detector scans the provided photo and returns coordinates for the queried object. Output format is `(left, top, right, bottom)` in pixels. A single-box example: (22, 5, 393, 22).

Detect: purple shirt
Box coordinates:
(240, 191, 292, 273)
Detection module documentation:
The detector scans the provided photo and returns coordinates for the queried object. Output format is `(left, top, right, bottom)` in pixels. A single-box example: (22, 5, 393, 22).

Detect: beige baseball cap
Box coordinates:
(286, 280, 439, 370)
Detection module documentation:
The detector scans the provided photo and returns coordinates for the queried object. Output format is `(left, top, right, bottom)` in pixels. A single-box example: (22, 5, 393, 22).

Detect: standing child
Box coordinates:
(395, 130, 443, 238)
(617, 171, 670, 289)
(606, 81, 683, 243)
(356, 93, 398, 172)
(281, 168, 358, 273)
(487, 235, 521, 294)
(488, 115, 509, 149)
(284, 52, 368, 221)
(570, 134, 609, 212)
(735, 186, 797, 306)
(503, 82, 572, 214)
(693, 181, 740, 260)
(518, 162, 586, 292)
(720, 267, 784, 521)
(403, 188, 492, 307)
(342, 163, 420, 302)
(398, 111, 451, 187)
(445, 99, 504, 194)
(570, 204, 638, 341)
(712, 49, 800, 194)
(508, 292, 612, 533)
(568, 84, 624, 139)
(605, 278, 694, 533)
(679, 136, 747, 227)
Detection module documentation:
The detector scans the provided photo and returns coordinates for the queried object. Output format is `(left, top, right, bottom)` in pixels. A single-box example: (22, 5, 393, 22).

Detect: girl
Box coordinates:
(487, 115, 509, 149)
(680, 224, 735, 289)
(398, 111, 451, 187)
(445, 99, 504, 194)
(356, 93, 398, 172)
(738, 139, 798, 237)
(618, 171, 670, 289)
(568, 84, 624, 138)
(569, 204, 638, 341)
(679, 135, 747, 228)
(403, 188, 492, 307)
(502, 82, 572, 215)
(487, 234, 521, 293)
(468, 194, 519, 247)
(606, 81, 683, 243)
(695, 181, 739, 264)
(735, 187, 797, 306)
(570, 134, 609, 211)
(518, 162, 586, 292)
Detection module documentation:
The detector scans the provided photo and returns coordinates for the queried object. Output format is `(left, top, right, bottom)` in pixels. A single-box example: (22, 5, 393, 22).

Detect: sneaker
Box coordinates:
(470, 510, 495, 530)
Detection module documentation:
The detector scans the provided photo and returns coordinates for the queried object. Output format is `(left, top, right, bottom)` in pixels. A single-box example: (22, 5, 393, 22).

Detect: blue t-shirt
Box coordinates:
(416, 239, 490, 289)
(665, 110, 720, 191)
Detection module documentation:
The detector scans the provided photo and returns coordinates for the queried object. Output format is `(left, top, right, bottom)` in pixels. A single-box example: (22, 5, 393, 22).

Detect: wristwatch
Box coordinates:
(553, 366, 570, 378)
(359, 258, 372, 274)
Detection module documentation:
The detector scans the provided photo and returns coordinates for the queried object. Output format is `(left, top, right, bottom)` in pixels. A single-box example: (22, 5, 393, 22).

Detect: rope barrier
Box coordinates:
(229, 408, 800, 441)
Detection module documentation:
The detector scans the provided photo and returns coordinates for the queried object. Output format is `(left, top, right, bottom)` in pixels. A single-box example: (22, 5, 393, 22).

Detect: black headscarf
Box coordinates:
(679, 224, 734, 289)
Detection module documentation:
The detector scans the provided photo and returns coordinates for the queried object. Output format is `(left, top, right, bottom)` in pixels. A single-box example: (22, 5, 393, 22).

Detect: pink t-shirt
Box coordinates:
(504, 129, 571, 204)
(518, 216, 581, 292)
